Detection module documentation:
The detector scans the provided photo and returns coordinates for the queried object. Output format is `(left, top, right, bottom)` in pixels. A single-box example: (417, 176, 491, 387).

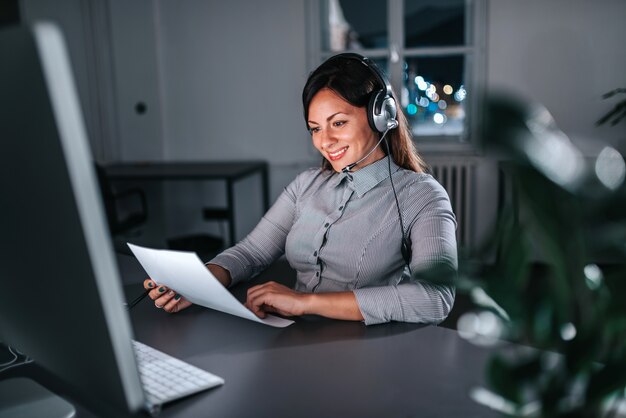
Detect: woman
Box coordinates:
(145, 53, 457, 325)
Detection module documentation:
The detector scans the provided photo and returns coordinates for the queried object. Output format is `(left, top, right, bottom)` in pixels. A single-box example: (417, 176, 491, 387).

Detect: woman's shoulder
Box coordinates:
(399, 169, 442, 188)
(283, 166, 330, 196)
(399, 170, 451, 202)
(289, 166, 327, 187)
(294, 166, 324, 181)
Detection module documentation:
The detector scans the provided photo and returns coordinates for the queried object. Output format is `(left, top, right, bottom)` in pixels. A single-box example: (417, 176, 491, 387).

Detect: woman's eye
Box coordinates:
(333, 121, 346, 127)
(308, 127, 320, 134)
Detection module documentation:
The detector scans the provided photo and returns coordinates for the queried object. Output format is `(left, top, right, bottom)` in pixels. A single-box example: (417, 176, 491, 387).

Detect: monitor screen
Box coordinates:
(0, 23, 144, 413)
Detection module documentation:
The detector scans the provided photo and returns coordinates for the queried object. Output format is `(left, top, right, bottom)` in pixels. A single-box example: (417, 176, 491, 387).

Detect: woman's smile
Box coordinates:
(327, 146, 349, 161)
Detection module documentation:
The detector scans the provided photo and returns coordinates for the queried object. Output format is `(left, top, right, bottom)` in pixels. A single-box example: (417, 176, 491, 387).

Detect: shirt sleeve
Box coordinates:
(353, 179, 458, 325)
(207, 172, 303, 287)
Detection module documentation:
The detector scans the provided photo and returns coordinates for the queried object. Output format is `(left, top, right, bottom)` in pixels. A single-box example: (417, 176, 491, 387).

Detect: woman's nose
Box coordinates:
(320, 129, 337, 150)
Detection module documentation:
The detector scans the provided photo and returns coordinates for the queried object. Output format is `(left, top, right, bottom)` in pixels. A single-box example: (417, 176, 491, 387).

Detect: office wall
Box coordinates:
(108, 0, 165, 161)
(18, 0, 312, 244)
(18, 0, 626, 247)
(487, 0, 626, 154)
(154, 0, 626, 245)
(154, 0, 312, 240)
(156, 0, 312, 165)
(20, 0, 110, 159)
(20, 0, 164, 162)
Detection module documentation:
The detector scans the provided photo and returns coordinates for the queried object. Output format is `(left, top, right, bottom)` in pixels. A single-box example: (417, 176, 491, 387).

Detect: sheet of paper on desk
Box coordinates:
(127, 243, 294, 328)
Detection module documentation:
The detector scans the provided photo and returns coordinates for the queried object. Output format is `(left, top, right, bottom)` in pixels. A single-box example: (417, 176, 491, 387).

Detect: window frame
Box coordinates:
(306, 0, 487, 154)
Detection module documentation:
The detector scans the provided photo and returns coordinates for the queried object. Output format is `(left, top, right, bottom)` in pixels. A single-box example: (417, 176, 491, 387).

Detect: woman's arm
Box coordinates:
(206, 263, 232, 287)
(353, 179, 458, 325)
(146, 172, 308, 313)
(244, 281, 364, 321)
(207, 172, 305, 287)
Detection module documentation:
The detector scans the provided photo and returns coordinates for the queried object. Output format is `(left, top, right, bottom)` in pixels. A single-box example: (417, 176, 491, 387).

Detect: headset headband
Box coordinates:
(326, 52, 392, 97)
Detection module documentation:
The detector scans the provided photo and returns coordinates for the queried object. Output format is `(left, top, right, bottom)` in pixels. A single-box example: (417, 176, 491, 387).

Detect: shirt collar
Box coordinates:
(330, 156, 400, 197)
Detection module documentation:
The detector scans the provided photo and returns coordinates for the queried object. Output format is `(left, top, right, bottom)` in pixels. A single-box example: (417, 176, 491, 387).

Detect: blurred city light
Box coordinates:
(415, 76, 428, 91)
(454, 86, 467, 101)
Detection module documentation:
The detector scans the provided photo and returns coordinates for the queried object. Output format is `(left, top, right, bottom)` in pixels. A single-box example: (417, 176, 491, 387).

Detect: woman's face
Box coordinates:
(307, 88, 383, 172)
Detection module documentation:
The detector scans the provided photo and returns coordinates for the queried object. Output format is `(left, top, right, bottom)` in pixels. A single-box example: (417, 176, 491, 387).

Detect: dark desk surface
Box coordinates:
(4, 258, 502, 418)
(122, 256, 500, 418)
(129, 303, 500, 418)
(103, 161, 268, 181)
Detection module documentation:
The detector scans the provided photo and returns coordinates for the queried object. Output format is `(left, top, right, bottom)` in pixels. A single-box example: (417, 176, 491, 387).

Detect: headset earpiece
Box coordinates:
(368, 90, 398, 133)
(369, 92, 398, 133)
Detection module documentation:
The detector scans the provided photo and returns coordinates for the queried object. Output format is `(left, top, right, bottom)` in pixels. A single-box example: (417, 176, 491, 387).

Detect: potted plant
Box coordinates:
(458, 93, 626, 417)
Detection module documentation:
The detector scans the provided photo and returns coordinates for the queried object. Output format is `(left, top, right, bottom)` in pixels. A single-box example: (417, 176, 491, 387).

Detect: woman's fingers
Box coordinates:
(154, 289, 176, 308)
(165, 296, 192, 313)
(246, 282, 278, 317)
(245, 281, 303, 318)
(143, 278, 192, 313)
(245, 296, 268, 318)
(144, 279, 168, 301)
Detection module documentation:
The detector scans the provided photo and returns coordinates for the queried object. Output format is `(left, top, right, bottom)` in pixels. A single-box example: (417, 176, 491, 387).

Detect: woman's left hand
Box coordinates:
(244, 281, 309, 318)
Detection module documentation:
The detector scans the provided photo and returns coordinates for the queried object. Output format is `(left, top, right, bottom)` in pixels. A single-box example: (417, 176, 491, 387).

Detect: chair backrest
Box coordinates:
(94, 162, 118, 233)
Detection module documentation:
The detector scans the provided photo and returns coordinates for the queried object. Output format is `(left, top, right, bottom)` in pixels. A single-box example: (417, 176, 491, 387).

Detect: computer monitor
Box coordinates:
(0, 23, 144, 413)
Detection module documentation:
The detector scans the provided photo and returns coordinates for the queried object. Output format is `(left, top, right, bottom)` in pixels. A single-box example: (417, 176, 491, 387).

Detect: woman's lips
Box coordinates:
(327, 146, 348, 161)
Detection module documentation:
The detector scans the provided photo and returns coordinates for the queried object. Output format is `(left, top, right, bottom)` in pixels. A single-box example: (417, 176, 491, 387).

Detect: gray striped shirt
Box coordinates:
(209, 156, 457, 325)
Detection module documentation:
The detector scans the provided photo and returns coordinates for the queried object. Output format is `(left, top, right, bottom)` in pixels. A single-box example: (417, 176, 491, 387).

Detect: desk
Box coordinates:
(2, 259, 502, 418)
(103, 161, 270, 245)
(129, 308, 500, 417)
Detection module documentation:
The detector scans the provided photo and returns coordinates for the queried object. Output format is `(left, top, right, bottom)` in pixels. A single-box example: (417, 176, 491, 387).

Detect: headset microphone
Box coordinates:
(341, 128, 391, 174)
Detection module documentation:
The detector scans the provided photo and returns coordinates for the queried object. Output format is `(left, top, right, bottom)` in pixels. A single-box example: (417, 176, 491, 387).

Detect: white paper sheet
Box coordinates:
(127, 243, 294, 328)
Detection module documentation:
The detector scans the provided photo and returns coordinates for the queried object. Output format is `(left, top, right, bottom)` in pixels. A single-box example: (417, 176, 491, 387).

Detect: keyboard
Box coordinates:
(133, 340, 224, 410)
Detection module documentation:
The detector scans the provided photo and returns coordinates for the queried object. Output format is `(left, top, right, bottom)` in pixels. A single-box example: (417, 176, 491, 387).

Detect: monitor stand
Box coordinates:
(0, 378, 75, 418)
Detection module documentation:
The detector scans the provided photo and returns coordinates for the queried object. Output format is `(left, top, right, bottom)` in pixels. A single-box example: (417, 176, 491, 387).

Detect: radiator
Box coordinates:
(426, 157, 476, 249)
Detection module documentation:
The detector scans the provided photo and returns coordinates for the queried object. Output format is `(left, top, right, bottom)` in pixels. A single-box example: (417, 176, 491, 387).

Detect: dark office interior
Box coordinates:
(1, 1, 626, 417)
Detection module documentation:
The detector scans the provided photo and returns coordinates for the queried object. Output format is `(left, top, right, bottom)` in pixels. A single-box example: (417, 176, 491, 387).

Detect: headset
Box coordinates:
(320, 53, 412, 269)
(325, 52, 399, 133)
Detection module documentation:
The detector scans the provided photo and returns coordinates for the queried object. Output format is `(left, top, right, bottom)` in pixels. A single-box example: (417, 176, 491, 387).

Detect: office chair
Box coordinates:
(94, 162, 148, 237)
(167, 205, 225, 261)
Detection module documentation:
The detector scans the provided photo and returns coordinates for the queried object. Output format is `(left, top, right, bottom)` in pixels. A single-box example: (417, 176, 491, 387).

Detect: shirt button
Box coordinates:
(313, 251, 317, 257)
(315, 272, 319, 277)
(324, 223, 329, 228)
(339, 206, 343, 211)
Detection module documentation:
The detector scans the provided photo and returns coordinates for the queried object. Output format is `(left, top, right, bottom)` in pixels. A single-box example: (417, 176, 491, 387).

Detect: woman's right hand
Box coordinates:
(143, 279, 193, 313)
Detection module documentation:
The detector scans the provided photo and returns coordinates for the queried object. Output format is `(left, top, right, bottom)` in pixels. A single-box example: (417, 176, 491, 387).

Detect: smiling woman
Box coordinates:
(307, 88, 382, 171)
(145, 53, 458, 326)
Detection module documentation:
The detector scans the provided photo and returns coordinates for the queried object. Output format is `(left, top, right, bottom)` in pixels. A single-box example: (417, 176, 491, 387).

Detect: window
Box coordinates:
(309, 0, 486, 149)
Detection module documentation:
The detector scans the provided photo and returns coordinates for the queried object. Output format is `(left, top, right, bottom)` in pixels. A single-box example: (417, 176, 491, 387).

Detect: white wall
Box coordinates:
(108, 0, 165, 161)
(487, 0, 626, 153)
(20, 0, 109, 159)
(20, 0, 626, 247)
(157, 0, 312, 166)
(154, 0, 313, 240)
